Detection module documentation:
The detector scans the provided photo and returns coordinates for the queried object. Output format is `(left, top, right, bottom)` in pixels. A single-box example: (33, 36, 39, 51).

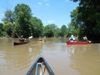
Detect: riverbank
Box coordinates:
(0, 37, 12, 39)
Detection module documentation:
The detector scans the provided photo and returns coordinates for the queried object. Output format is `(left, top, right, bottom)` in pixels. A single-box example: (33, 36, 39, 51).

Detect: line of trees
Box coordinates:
(0, 1, 99, 42)
(0, 4, 68, 38)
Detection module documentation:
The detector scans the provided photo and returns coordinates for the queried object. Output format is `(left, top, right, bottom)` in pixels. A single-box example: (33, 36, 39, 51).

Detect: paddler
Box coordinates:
(69, 35, 76, 42)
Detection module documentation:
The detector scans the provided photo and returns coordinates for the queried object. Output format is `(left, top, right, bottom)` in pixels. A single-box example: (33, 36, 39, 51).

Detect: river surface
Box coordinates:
(0, 38, 100, 75)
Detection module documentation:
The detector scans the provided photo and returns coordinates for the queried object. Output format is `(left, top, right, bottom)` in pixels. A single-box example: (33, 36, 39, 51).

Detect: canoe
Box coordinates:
(66, 41, 90, 45)
(14, 40, 29, 45)
(26, 57, 55, 75)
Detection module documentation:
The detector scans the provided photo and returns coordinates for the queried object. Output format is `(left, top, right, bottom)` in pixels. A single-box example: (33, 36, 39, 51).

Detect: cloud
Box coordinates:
(38, 0, 49, 2)
(43, 0, 49, 2)
(37, 2, 43, 5)
(37, 0, 50, 6)
(45, 3, 50, 6)
(47, 20, 55, 24)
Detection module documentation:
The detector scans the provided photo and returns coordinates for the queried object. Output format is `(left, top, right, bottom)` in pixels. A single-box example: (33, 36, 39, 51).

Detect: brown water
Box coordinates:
(0, 38, 100, 75)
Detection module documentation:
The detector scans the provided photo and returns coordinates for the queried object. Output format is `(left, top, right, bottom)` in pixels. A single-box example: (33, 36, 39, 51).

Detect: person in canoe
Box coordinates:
(69, 35, 77, 42)
(19, 35, 26, 42)
(83, 36, 88, 41)
(83, 36, 91, 43)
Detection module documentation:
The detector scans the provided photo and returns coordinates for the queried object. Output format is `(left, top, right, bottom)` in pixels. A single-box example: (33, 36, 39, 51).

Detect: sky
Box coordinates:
(0, 0, 78, 27)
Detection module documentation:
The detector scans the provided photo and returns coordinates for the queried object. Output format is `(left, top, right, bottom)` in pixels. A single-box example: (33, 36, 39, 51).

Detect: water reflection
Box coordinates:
(40, 41, 79, 75)
(0, 38, 43, 75)
(67, 44, 100, 75)
(0, 38, 100, 75)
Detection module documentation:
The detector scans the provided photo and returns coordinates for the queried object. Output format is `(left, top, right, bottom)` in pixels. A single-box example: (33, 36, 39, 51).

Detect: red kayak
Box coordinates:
(66, 41, 90, 45)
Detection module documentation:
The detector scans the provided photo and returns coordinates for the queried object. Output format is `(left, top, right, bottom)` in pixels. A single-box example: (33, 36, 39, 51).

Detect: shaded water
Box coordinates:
(0, 38, 100, 75)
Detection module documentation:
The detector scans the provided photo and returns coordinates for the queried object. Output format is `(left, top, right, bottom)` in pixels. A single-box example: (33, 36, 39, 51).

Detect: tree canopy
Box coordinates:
(68, 8, 80, 36)
(60, 25, 67, 37)
(3, 10, 15, 23)
(0, 3, 68, 38)
(71, 0, 100, 42)
(44, 24, 60, 37)
(14, 4, 32, 38)
(30, 17, 43, 37)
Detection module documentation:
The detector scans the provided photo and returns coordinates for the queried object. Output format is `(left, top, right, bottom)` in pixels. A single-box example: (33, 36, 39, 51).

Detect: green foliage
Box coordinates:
(70, 8, 78, 26)
(2, 10, 15, 37)
(68, 22, 80, 35)
(44, 24, 58, 37)
(30, 17, 43, 37)
(0, 23, 4, 36)
(71, 0, 100, 42)
(1, 3, 69, 38)
(60, 25, 67, 37)
(68, 8, 80, 36)
(14, 4, 32, 38)
(3, 10, 15, 23)
(54, 28, 61, 37)
(3, 22, 14, 37)
(1, 4, 44, 38)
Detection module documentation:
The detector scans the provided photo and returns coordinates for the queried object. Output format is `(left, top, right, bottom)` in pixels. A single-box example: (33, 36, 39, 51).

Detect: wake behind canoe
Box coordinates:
(26, 57, 55, 75)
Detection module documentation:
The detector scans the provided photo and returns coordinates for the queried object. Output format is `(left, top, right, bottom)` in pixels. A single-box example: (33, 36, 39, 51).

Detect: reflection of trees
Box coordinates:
(67, 45, 93, 56)
(69, 45, 100, 75)
(0, 39, 43, 75)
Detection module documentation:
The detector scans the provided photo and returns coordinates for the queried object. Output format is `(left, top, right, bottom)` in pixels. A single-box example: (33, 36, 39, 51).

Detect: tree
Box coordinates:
(68, 8, 80, 36)
(3, 10, 15, 23)
(54, 28, 61, 37)
(0, 23, 4, 36)
(2, 10, 15, 37)
(44, 24, 58, 37)
(68, 23, 80, 36)
(30, 17, 43, 37)
(71, 0, 100, 42)
(3, 22, 13, 37)
(14, 4, 32, 38)
(60, 25, 67, 37)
